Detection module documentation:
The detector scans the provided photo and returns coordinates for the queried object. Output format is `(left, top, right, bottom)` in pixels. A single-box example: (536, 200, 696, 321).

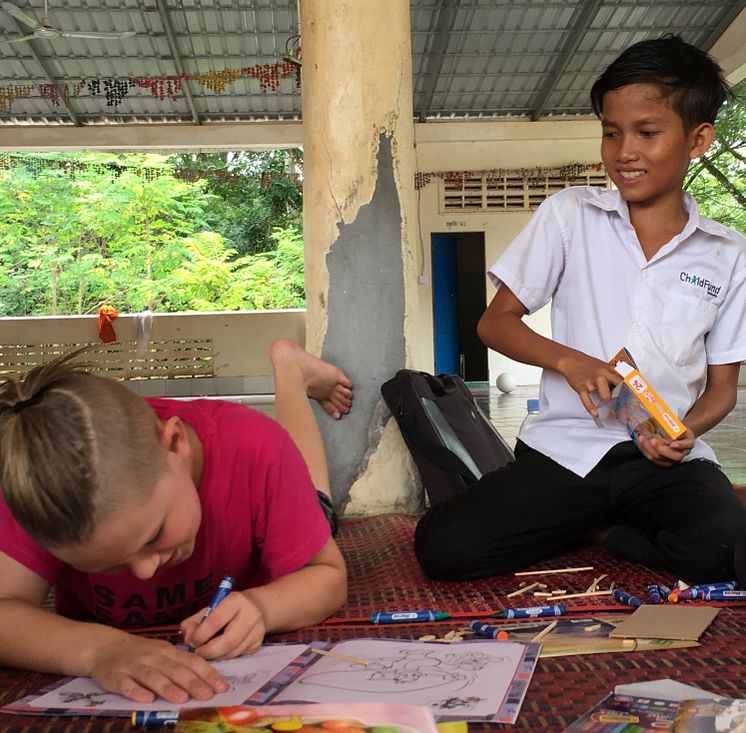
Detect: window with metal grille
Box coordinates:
(441, 167, 610, 212)
(0, 339, 215, 381)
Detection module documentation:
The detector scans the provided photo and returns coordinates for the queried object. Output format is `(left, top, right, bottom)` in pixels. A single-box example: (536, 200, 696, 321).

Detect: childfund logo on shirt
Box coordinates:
(680, 272, 721, 297)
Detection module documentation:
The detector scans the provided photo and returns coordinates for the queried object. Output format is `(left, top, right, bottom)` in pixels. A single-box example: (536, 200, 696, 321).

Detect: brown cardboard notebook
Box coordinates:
(608, 605, 719, 641)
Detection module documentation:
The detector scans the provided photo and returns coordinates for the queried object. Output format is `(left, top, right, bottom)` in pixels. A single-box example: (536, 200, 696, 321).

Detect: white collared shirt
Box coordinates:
(489, 186, 746, 477)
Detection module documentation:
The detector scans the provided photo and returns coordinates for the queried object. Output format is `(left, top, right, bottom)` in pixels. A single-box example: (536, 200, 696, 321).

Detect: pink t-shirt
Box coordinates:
(0, 398, 330, 628)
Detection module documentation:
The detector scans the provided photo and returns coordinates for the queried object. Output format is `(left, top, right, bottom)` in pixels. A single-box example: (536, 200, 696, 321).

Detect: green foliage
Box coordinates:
(0, 151, 306, 316)
(243, 227, 306, 309)
(686, 81, 746, 234)
(167, 150, 303, 256)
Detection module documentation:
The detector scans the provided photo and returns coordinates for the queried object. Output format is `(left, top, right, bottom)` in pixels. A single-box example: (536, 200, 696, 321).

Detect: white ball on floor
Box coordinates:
(496, 372, 517, 393)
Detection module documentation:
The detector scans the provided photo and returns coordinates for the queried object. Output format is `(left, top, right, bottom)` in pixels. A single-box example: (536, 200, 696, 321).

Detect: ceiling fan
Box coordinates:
(2, 0, 135, 42)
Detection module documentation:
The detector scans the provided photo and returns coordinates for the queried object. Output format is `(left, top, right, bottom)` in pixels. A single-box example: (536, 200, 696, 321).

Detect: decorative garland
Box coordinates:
(0, 62, 298, 113)
(415, 163, 605, 190)
(0, 85, 34, 113)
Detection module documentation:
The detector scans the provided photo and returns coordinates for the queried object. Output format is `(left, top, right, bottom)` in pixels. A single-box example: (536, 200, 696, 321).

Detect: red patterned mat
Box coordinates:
(333, 513, 741, 619)
(2, 513, 746, 732)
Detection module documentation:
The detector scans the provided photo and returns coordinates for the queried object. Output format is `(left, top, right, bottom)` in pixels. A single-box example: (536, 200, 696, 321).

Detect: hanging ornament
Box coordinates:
(0, 85, 33, 113)
(190, 68, 244, 94)
(133, 74, 186, 101)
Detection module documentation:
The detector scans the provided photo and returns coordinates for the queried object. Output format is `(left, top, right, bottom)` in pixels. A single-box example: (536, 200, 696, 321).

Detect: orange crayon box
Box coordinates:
(607, 348, 686, 446)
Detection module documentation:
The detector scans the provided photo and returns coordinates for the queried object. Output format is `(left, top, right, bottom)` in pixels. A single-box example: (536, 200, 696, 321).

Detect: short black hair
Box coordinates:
(590, 34, 731, 130)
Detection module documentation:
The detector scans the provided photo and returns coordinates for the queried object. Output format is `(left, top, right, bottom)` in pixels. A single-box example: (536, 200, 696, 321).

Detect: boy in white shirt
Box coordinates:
(415, 35, 746, 584)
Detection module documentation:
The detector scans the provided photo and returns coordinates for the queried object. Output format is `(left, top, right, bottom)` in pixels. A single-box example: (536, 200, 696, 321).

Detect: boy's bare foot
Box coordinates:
(270, 339, 353, 420)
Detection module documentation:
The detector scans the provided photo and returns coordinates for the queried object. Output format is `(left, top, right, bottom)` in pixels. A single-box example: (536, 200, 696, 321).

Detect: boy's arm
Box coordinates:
(638, 362, 740, 467)
(182, 537, 347, 658)
(478, 285, 621, 415)
(0, 551, 227, 704)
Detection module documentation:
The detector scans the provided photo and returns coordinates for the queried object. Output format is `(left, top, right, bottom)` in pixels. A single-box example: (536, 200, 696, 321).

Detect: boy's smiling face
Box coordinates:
(600, 82, 713, 209)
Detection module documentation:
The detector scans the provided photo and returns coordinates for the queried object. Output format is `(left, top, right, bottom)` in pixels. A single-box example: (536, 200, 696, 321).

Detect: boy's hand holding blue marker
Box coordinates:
(181, 575, 267, 660)
(186, 576, 234, 652)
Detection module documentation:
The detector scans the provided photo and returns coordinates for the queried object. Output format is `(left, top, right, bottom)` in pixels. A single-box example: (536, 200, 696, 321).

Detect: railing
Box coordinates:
(0, 310, 306, 397)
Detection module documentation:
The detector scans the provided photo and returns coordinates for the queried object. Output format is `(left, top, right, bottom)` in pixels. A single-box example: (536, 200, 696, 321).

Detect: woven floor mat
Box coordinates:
(333, 513, 715, 619)
(2, 513, 746, 733)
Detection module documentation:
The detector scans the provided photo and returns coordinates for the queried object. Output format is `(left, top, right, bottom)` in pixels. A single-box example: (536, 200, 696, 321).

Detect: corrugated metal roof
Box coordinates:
(1, 0, 744, 126)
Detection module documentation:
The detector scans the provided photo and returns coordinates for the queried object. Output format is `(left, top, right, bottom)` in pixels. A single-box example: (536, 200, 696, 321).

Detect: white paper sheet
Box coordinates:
(271, 639, 526, 717)
(28, 643, 307, 713)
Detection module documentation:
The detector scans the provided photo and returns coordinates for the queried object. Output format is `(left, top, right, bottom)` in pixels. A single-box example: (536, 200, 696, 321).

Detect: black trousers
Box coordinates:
(414, 440, 746, 584)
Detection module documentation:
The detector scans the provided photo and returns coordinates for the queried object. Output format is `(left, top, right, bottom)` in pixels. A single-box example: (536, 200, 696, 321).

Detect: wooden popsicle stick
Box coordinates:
(507, 581, 541, 598)
(544, 589, 612, 601)
(310, 647, 369, 666)
(531, 620, 558, 642)
(515, 566, 594, 576)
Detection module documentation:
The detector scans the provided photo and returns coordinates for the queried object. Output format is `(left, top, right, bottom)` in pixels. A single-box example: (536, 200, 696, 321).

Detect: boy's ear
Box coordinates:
(689, 122, 715, 160)
(158, 416, 190, 457)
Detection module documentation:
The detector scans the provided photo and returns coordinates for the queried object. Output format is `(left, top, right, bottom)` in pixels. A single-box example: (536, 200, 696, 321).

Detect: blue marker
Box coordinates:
(189, 575, 234, 651)
(370, 610, 451, 624)
(612, 589, 642, 608)
(492, 604, 565, 619)
(131, 710, 179, 728)
(647, 585, 662, 604)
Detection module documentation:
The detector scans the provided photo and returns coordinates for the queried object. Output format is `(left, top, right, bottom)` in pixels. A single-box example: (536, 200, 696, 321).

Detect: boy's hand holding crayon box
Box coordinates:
(607, 348, 686, 448)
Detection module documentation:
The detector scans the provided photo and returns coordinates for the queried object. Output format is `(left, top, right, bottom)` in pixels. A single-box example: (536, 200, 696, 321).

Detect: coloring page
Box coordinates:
(271, 639, 526, 716)
(27, 643, 307, 713)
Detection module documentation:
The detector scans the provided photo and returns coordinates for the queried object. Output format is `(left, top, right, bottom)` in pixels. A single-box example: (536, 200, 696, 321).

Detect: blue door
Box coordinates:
(431, 234, 459, 375)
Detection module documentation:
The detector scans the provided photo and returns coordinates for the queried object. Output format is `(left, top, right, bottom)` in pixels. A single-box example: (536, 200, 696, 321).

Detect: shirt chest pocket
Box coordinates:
(635, 285, 718, 367)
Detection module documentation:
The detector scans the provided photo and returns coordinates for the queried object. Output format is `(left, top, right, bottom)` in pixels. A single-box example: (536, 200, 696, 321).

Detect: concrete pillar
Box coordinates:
(301, 0, 422, 513)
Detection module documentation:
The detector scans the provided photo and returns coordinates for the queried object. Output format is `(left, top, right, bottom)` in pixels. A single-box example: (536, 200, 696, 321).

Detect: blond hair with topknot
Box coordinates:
(0, 349, 167, 548)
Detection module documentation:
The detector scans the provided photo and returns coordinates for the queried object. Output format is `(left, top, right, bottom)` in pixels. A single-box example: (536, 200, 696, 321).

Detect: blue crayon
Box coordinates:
(469, 620, 509, 639)
(612, 589, 642, 608)
(647, 585, 662, 604)
(657, 583, 673, 599)
(689, 581, 738, 593)
(674, 582, 738, 601)
(131, 710, 179, 728)
(370, 610, 451, 624)
(492, 604, 565, 619)
(189, 575, 234, 651)
(202, 576, 234, 621)
(695, 589, 746, 602)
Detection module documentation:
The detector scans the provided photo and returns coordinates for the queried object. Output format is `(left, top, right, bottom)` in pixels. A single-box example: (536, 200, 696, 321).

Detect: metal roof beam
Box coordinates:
(701, 0, 746, 51)
(528, 0, 604, 121)
(154, 0, 202, 126)
(6, 19, 81, 126)
(415, 0, 460, 122)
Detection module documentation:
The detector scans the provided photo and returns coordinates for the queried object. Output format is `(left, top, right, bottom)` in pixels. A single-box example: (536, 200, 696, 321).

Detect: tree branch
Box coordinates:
(699, 155, 746, 209)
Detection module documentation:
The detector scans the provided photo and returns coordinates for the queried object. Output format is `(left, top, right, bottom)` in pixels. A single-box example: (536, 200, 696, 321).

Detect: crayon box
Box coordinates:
(608, 347, 686, 446)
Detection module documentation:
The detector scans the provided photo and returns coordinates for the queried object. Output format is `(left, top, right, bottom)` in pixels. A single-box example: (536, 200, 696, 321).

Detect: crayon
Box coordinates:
(468, 620, 509, 639)
(690, 581, 738, 593)
(131, 710, 179, 728)
(692, 589, 746, 602)
(647, 585, 662, 604)
(612, 589, 642, 608)
(370, 610, 451, 624)
(657, 583, 673, 599)
(676, 583, 738, 600)
(492, 604, 565, 619)
(189, 575, 234, 651)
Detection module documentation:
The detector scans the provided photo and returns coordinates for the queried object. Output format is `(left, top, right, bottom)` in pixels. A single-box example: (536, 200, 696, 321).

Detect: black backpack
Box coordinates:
(381, 369, 514, 506)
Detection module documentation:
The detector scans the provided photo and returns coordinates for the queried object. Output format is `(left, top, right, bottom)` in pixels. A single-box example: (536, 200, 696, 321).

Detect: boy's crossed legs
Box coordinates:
(415, 440, 746, 584)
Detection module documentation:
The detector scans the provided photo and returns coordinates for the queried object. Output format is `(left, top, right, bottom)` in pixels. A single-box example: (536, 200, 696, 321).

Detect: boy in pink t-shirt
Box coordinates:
(0, 339, 350, 706)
